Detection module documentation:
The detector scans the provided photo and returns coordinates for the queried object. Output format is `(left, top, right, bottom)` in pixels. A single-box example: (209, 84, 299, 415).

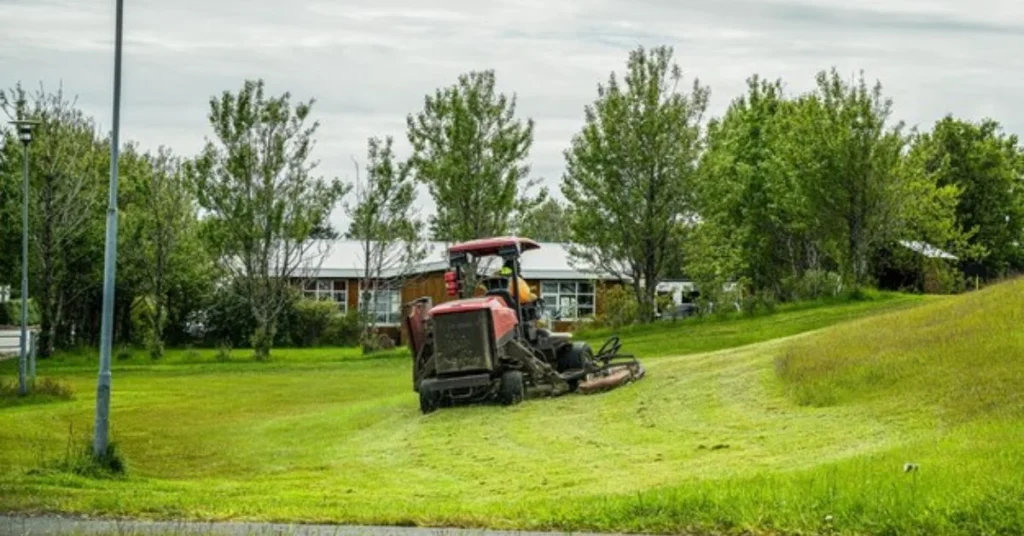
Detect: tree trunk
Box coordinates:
(251, 313, 274, 361)
(39, 247, 55, 359)
(848, 214, 863, 288)
(641, 275, 658, 323)
(636, 243, 659, 323)
(359, 285, 376, 353)
(150, 240, 166, 359)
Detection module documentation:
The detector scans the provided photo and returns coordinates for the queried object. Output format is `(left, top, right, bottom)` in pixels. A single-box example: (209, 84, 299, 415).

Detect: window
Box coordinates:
(360, 287, 402, 325)
(539, 281, 595, 320)
(303, 279, 348, 313)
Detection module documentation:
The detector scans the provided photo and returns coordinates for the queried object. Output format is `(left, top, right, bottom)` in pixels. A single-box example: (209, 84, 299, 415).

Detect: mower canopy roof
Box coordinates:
(448, 236, 541, 257)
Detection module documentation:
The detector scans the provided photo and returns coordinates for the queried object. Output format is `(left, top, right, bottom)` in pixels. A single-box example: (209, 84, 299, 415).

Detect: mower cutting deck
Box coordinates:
(403, 237, 646, 413)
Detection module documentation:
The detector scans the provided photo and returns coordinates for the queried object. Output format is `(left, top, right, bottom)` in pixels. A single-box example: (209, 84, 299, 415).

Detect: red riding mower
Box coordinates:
(403, 237, 645, 413)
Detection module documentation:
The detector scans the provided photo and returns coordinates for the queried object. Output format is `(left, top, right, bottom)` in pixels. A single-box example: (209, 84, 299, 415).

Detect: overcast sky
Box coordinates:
(3, 0, 1023, 231)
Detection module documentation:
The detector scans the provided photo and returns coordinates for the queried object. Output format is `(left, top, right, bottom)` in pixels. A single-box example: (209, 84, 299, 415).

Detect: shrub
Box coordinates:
(655, 294, 676, 320)
(146, 334, 164, 360)
(842, 286, 883, 302)
(184, 345, 201, 362)
(781, 269, 844, 301)
(324, 311, 361, 347)
(592, 285, 638, 329)
(199, 283, 263, 347)
(288, 299, 338, 347)
(0, 377, 74, 406)
(54, 439, 127, 478)
(362, 331, 397, 355)
(0, 298, 42, 326)
(215, 341, 233, 362)
(115, 344, 135, 361)
(740, 289, 777, 316)
(923, 260, 966, 295)
(33, 377, 74, 399)
(695, 282, 740, 318)
(250, 326, 275, 360)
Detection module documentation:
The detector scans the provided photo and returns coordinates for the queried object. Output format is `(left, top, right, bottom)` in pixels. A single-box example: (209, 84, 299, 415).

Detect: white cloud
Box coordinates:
(2, 0, 1022, 232)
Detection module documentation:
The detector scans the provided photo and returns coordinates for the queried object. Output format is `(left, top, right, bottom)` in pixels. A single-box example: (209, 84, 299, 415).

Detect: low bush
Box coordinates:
(740, 289, 777, 316)
(0, 298, 42, 326)
(589, 285, 638, 329)
(115, 344, 135, 361)
(0, 377, 74, 407)
(196, 286, 361, 350)
(286, 299, 361, 347)
(325, 312, 361, 347)
(842, 285, 884, 302)
(923, 260, 967, 294)
(288, 299, 337, 347)
(46, 424, 127, 478)
(215, 341, 233, 362)
(146, 334, 164, 360)
(781, 269, 844, 301)
(183, 345, 201, 361)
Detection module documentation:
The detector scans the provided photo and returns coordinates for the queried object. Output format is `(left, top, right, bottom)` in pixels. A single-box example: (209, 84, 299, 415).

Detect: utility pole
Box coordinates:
(8, 119, 38, 396)
(93, 0, 124, 458)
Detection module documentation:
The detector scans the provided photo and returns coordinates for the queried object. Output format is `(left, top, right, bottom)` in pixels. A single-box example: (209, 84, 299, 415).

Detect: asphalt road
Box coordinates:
(0, 516, 640, 536)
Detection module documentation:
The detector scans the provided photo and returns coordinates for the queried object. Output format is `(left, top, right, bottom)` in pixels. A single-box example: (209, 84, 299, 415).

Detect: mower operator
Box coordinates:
(498, 259, 538, 304)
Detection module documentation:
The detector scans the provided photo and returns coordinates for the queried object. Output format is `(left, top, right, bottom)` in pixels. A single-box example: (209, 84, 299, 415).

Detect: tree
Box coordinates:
(120, 145, 203, 358)
(345, 136, 426, 350)
(514, 197, 572, 242)
(784, 70, 912, 288)
(0, 83, 105, 356)
(405, 69, 545, 253)
(690, 75, 813, 297)
(906, 116, 1024, 279)
(562, 45, 709, 322)
(186, 79, 348, 360)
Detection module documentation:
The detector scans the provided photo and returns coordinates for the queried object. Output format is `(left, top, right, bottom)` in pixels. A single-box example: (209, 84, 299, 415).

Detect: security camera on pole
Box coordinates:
(8, 118, 39, 396)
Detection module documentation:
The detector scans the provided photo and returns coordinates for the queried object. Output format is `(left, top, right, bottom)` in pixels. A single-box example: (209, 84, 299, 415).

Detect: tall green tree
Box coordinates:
(690, 75, 813, 297)
(514, 197, 572, 242)
(562, 45, 709, 322)
(406, 70, 545, 243)
(0, 84, 106, 356)
(186, 79, 348, 360)
(785, 70, 910, 287)
(907, 116, 1024, 279)
(345, 135, 426, 349)
(120, 144, 205, 358)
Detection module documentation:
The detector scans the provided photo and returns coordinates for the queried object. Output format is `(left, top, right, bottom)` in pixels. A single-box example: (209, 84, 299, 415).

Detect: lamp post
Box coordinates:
(93, 0, 124, 458)
(8, 119, 39, 396)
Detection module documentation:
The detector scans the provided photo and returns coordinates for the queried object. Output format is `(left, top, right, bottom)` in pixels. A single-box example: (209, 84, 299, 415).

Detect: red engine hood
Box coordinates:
(430, 296, 505, 315)
(429, 296, 518, 341)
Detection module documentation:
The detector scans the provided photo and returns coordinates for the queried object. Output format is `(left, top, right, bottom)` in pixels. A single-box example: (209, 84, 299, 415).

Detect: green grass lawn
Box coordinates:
(1, 285, 1021, 535)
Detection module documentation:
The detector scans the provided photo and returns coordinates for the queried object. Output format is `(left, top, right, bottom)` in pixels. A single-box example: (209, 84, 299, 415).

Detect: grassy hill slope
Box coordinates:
(777, 279, 1024, 418)
(0, 285, 1021, 535)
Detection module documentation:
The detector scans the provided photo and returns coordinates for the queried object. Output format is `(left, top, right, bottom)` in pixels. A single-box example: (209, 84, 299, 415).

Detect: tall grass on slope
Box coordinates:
(577, 291, 928, 359)
(776, 277, 1024, 419)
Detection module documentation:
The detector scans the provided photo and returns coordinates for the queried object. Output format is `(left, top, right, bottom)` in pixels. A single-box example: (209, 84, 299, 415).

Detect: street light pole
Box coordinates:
(20, 141, 28, 395)
(93, 0, 124, 458)
(9, 119, 38, 397)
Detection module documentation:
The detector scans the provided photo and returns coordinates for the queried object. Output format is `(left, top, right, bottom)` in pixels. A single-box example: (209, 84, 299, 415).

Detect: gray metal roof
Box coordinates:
(294, 239, 622, 280)
(898, 240, 958, 260)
